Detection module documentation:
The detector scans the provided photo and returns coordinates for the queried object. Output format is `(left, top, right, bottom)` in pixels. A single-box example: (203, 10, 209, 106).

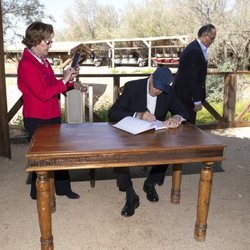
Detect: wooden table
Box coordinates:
(26, 123, 225, 249)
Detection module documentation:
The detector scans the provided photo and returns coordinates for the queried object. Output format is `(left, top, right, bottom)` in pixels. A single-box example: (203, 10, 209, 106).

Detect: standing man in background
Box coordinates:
(174, 24, 216, 124)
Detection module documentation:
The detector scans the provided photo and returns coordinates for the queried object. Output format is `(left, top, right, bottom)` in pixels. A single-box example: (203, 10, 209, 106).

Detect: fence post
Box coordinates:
(0, 0, 11, 159)
(113, 75, 120, 103)
(88, 85, 93, 122)
(223, 73, 237, 125)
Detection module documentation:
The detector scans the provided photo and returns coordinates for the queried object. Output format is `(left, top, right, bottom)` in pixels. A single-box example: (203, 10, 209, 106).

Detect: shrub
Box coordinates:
(11, 114, 24, 128)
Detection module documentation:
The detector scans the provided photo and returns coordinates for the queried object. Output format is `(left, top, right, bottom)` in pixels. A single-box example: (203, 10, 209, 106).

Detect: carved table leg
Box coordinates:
(36, 172, 54, 250)
(194, 162, 214, 242)
(171, 164, 182, 204)
(48, 172, 56, 213)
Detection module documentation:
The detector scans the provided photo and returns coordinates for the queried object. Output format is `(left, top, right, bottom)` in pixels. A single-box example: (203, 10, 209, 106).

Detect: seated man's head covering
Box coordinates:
(152, 67, 173, 93)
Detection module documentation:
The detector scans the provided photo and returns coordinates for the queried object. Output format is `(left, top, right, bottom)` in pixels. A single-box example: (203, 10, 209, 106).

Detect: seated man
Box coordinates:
(108, 67, 188, 217)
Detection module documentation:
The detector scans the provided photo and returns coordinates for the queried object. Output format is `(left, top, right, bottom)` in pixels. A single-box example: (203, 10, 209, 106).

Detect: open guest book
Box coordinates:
(112, 116, 166, 135)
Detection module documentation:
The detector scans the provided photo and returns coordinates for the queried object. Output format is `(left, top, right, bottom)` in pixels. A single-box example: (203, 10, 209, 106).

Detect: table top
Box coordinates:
(26, 123, 225, 172)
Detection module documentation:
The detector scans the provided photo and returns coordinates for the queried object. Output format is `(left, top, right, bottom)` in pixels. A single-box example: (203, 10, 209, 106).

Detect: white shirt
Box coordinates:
(134, 79, 185, 122)
(27, 48, 45, 64)
(146, 79, 157, 114)
(197, 38, 207, 61)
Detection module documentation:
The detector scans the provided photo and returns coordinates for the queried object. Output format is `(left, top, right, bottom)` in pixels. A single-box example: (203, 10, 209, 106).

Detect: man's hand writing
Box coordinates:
(136, 111, 156, 122)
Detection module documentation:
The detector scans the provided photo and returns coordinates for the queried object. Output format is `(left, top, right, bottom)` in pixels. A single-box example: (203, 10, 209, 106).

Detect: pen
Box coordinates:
(146, 107, 156, 121)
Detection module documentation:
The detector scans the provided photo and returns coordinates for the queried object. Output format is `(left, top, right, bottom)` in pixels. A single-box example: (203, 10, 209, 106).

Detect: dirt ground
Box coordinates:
(0, 127, 250, 250)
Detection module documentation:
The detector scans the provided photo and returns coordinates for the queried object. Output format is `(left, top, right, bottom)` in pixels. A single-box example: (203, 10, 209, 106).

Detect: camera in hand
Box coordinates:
(71, 52, 81, 68)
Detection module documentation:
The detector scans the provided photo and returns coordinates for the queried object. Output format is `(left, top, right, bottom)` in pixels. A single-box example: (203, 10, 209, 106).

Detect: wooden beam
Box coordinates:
(7, 96, 23, 122)
(235, 102, 250, 122)
(203, 100, 224, 122)
(223, 73, 237, 123)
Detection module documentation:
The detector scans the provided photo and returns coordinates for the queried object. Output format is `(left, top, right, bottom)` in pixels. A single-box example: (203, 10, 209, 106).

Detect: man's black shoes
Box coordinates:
(121, 195, 140, 217)
(65, 191, 80, 199)
(57, 191, 80, 199)
(120, 180, 159, 217)
(31, 191, 80, 200)
(143, 180, 159, 202)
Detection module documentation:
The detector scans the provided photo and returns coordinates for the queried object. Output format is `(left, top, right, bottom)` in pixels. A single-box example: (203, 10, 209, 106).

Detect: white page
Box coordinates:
(153, 120, 167, 130)
(112, 116, 154, 135)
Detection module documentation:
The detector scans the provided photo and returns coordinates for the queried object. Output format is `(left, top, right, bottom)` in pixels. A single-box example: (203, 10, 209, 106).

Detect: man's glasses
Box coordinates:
(44, 40, 53, 46)
(206, 34, 215, 41)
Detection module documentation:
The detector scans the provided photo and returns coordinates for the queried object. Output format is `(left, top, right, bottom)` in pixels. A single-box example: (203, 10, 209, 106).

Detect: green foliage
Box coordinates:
(94, 101, 250, 124)
(111, 68, 154, 74)
(206, 75, 224, 103)
(218, 60, 237, 71)
(61, 108, 66, 123)
(10, 101, 249, 128)
(11, 114, 24, 128)
(94, 99, 112, 122)
(235, 101, 250, 122)
(196, 104, 219, 124)
(113, 70, 129, 74)
(208, 63, 237, 101)
(206, 60, 249, 103)
(132, 68, 154, 74)
(95, 106, 110, 122)
(196, 101, 250, 124)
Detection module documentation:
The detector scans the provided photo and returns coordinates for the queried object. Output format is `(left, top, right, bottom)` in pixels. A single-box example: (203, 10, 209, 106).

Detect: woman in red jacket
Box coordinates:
(18, 21, 80, 200)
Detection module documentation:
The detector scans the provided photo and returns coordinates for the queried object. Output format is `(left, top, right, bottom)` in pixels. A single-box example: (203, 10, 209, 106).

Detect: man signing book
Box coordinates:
(108, 66, 189, 217)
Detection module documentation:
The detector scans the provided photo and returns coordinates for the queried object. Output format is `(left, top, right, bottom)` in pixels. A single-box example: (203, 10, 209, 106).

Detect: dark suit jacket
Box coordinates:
(108, 78, 188, 122)
(174, 39, 207, 106)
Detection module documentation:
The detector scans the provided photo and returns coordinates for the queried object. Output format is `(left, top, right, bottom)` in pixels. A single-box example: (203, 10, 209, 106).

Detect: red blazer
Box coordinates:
(18, 48, 71, 119)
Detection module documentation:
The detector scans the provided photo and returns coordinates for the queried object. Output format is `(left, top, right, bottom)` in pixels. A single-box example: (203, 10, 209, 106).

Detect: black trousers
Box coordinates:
(184, 104, 197, 124)
(30, 170, 72, 199)
(175, 97, 196, 124)
(24, 117, 73, 199)
(116, 165, 169, 191)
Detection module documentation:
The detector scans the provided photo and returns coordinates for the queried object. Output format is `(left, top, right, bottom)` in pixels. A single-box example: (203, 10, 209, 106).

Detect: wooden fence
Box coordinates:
(7, 71, 250, 128)
(1, 71, 250, 158)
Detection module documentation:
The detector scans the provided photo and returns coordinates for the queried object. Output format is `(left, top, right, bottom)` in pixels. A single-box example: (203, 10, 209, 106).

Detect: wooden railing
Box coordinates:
(6, 71, 250, 129)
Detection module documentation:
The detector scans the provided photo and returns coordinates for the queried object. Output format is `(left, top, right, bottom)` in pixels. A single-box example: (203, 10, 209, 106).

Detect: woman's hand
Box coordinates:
(63, 66, 80, 83)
